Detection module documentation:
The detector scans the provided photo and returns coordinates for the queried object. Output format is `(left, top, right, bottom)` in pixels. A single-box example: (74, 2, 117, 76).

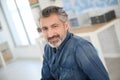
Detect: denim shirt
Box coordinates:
(41, 32, 110, 80)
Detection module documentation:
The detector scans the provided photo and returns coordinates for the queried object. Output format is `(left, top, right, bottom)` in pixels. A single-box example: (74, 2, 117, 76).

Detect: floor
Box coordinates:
(105, 57, 120, 80)
(0, 59, 42, 80)
(0, 57, 120, 80)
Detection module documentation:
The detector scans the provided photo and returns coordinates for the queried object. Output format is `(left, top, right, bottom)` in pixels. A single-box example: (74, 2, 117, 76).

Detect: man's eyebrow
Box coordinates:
(51, 23, 58, 26)
(41, 26, 48, 28)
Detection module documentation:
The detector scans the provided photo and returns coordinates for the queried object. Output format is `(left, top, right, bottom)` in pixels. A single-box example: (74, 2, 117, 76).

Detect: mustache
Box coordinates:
(48, 35, 60, 41)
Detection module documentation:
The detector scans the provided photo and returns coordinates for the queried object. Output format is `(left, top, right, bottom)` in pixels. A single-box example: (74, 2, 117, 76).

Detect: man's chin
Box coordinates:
(48, 41, 62, 48)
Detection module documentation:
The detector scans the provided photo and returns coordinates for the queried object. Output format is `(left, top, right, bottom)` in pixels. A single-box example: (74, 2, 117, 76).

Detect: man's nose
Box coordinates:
(47, 28, 55, 38)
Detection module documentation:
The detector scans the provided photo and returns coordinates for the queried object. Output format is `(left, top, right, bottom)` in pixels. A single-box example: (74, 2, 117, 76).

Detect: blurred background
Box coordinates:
(0, 0, 120, 80)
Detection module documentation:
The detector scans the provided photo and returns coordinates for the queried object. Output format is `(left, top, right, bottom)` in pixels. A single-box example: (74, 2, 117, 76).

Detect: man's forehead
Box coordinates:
(40, 16, 59, 27)
(40, 14, 59, 21)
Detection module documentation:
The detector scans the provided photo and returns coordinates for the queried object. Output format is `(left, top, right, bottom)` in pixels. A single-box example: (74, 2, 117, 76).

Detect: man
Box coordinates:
(39, 6, 110, 80)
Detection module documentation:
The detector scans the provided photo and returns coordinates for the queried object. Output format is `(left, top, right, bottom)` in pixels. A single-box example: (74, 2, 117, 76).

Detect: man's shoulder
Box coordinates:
(43, 44, 52, 58)
(44, 44, 51, 50)
(71, 34, 89, 44)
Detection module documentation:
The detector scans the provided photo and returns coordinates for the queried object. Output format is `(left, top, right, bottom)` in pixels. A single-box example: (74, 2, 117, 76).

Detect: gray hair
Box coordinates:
(40, 6, 68, 22)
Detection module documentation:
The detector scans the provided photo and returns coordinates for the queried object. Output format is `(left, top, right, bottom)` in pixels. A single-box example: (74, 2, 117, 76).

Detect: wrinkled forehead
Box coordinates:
(39, 14, 61, 27)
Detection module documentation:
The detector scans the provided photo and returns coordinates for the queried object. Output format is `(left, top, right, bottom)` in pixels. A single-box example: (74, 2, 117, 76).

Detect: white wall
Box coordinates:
(39, 0, 63, 10)
(0, 6, 42, 60)
(31, 6, 41, 27)
(0, 6, 15, 58)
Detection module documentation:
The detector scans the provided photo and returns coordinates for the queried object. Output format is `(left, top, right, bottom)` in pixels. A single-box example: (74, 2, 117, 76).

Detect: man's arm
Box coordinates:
(75, 42, 110, 80)
(41, 45, 55, 80)
(41, 54, 54, 80)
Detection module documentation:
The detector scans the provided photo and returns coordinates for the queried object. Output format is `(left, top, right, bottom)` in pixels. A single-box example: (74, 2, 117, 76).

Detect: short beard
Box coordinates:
(47, 34, 66, 48)
(48, 38, 62, 48)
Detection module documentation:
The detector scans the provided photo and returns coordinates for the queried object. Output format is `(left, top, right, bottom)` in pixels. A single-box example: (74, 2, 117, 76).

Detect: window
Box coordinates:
(69, 18, 79, 27)
(2, 0, 39, 46)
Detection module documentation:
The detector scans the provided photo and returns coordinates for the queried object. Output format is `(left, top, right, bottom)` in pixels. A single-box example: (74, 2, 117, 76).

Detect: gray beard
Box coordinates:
(48, 34, 67, 48)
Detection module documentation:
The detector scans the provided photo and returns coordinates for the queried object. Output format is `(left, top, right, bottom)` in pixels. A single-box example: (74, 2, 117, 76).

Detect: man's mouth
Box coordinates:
(48, 35, 60, 43)
(49, 37, 58, 43)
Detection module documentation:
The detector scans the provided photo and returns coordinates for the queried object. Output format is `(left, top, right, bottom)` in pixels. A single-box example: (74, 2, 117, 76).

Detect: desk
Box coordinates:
(70, 19, 120, 69)
(70, 19, 114, 34)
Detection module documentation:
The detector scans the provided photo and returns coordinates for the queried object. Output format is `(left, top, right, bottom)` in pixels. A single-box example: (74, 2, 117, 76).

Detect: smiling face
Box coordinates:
(40, 14, 69, 48)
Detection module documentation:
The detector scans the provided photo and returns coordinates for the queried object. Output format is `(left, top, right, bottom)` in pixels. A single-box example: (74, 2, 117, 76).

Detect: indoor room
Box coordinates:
(0, 0, 120, 80)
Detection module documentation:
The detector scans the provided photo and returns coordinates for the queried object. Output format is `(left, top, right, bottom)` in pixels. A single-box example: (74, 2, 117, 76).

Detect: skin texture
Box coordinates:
(40, 14, 69, 48)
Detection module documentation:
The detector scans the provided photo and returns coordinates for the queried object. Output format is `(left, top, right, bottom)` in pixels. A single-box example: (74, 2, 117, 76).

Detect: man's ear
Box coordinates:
(64, 21, 69, 30)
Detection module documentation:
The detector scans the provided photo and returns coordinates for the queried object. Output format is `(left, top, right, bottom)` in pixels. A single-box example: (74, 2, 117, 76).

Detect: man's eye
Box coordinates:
(52, 25, 58, 28)
(42, 27, 48, 31)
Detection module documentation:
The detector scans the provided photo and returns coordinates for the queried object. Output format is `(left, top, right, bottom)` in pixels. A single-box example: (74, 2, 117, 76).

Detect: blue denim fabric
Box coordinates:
(41, 32, 110, 80)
